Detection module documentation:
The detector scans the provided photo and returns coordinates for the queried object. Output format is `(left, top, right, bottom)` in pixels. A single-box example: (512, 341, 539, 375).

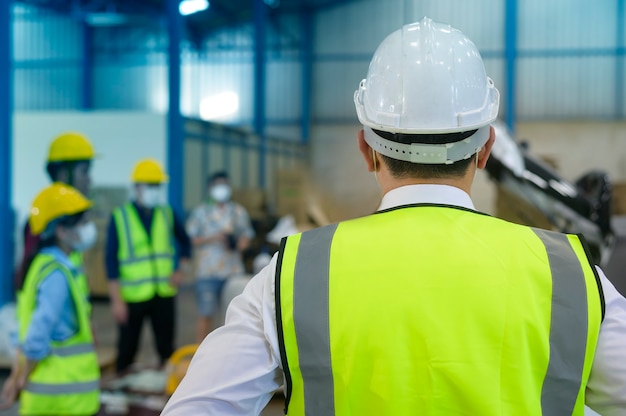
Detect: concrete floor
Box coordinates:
(0, 284, 284, 415)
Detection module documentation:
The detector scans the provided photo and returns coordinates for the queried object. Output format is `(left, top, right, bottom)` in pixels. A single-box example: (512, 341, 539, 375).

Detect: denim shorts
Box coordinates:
(195, 278, 227, 317)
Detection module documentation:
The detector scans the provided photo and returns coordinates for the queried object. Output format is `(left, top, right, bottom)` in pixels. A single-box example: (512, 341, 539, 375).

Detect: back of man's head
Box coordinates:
(354, 17, 500, 179)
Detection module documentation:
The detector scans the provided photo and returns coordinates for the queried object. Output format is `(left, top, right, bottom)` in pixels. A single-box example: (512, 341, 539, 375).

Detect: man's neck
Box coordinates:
(380, 174, 474, 197)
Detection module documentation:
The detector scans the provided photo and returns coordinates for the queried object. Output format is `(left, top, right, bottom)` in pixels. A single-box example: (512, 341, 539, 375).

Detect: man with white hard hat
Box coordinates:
(162, 18, 626, 415)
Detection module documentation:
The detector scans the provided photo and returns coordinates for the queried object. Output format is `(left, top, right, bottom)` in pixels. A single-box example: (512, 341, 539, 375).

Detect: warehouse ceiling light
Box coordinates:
(179, 0, 209, 16)
(199, 92, 239, 121)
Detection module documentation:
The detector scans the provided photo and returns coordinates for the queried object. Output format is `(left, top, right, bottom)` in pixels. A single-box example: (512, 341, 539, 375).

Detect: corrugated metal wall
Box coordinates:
(11, 0, 626, 125)
(13, 4, 83, 110)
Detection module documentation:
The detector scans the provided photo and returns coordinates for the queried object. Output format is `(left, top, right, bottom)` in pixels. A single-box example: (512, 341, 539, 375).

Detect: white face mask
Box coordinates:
(72, 221, 98, 252)
(211, 184, 231, 203)
(140, 186, 163, 208)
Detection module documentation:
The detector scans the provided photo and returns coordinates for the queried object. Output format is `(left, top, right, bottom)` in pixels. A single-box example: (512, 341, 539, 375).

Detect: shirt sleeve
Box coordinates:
(161, 254, 283, 415)
(585, 266, 626, 414)
(105, 214, 120, 280)
(173, 210, 192, 259)
(185, 207, 201, 238)
(21, 269, 71, 361)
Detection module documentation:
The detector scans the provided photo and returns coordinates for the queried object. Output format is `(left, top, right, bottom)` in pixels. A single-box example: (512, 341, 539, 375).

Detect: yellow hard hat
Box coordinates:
(131, 159, 169, 184)
(47, 132, 95, 163)
(29, 183, 93, 236)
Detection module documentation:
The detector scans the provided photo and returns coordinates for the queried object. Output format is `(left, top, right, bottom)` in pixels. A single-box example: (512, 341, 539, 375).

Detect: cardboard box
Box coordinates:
(84, 186, 128, 297)
(232, 188, 266, 220)
(275, 169, 308, 224)
(612, 182, 626, 215)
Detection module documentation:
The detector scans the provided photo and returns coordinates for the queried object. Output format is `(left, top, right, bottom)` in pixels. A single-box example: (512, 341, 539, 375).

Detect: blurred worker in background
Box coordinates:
(105, 158, 191, 374)
(1, 184, 100, 415)
(15, 132, 96, 309)
(186, 171, 254, 343)
(163, 18, 626, 415)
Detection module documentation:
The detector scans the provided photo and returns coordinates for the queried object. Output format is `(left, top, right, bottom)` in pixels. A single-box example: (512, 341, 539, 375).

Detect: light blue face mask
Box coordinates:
(211, 184, 232, 203)
(71, 221, 98, 252)
(140, 186, 163, 208)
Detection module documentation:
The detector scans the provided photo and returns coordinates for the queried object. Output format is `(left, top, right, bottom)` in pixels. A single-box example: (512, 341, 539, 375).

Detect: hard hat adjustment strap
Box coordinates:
(363, 126, 490, 165)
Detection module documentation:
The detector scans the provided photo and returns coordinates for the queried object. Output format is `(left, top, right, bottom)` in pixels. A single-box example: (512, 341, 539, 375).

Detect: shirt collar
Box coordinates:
(378, 184, 476, 211)
(40, 246, 74, 270)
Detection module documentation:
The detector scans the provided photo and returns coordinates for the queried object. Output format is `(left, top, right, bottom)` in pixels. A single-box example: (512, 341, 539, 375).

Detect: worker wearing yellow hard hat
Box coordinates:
(1, 184, 100, 415)
(16, 132, 97, 309)
(105, 158, 191, 374)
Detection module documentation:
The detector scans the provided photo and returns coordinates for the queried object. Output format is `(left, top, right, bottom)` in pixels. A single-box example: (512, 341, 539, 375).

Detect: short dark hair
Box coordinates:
(373, 129, 477, 179)
(208, 171, 229, 185)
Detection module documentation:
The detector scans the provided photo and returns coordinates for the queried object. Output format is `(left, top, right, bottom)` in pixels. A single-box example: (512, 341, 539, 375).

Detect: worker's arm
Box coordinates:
(234, 205, 254, 253)
(0, 349, 40, 409)
(171, 210, 192, 287)
(173, 210, 192, 261)
(186, 206, 226, 247)
(22, 270, 72, 360)
(161, 255, 283, 415)
(105, 215, 127, 324)
(585, 267, 626, 414)
(2, 268, 73, 408)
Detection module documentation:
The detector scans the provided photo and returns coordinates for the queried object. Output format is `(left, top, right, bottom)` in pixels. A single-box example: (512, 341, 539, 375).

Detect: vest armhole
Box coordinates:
(576, 233, 606, 322)
(275, 236, 293, 414)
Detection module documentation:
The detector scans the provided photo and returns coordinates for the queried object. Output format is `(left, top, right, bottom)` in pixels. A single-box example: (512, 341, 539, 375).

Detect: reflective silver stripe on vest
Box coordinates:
(50, 343, 94, 357)
(24, 379, 99, 395)
(533, 229, 588, 415)
(119, 254, 174, 265)
(119, 276, 172, 287)
(292, 224, 338, 415)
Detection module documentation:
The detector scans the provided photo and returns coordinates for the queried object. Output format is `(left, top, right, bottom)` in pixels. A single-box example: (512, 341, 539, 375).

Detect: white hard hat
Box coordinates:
(354, 17, 500, 164)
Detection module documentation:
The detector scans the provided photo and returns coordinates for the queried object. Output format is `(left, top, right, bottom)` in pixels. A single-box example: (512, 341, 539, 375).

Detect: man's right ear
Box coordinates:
(357, 129, 376, 172)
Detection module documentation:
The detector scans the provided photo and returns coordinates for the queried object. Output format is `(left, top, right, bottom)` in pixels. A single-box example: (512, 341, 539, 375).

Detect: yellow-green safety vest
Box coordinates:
(277, 205, 604, 416)
(18, 252, 100, 415)
(113, 202, 176, 303)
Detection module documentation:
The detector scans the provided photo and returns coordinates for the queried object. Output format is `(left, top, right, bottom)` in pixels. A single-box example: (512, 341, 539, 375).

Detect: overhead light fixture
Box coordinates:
(199, 92, 239, 121)
(179, 0, 209, 16)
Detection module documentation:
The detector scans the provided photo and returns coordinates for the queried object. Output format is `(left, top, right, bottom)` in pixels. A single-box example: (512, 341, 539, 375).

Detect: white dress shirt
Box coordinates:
(162, 184, 626, 415)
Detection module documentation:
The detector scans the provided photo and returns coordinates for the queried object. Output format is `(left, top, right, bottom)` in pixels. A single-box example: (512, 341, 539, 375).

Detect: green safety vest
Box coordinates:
(277, 204, 604, 416)
(112, 203, 176, 303)
(18, 253, 100, 415)
(69, 251, 91, 316)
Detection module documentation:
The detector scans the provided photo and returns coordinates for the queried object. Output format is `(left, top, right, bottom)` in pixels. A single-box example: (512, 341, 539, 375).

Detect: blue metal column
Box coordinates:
(0, 0, 13, 305)
(504, 0, 518, 132)
(81, 22, 93, 110)
(300, 9, 313, 145)
(253, 0, 267, 187)
(167, 0, 184, 214)
(616, 0, 625, 118)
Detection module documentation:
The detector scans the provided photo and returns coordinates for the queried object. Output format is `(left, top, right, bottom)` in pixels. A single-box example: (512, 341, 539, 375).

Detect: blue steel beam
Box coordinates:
(300, 9, 313, 144)
(167, 0, 184, 214)
(0, 0, 13, 306)
(253, 0, 267, 187)
(504, 0, 518, 132)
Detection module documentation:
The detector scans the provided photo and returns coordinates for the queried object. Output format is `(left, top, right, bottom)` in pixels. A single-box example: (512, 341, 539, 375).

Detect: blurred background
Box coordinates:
(0, 0, 624, 413)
